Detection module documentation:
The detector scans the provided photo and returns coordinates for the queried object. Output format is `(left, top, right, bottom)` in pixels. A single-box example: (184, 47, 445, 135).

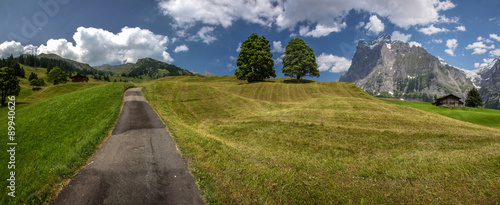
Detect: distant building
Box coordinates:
(432, 94, 464, 108)
(71, 74, 89, 83)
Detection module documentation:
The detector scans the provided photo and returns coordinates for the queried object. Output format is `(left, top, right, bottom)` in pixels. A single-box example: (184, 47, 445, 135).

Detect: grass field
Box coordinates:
(381, 98, 500, 128)
(142, 76, 500, 204)
(0, 83, 133, 204)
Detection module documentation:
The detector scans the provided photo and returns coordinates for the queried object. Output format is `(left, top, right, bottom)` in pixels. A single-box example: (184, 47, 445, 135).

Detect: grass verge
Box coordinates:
(0, 83, 133, 204)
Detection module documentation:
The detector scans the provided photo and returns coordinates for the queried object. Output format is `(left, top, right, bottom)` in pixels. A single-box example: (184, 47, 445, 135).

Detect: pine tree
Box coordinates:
(235, 33, 276, 83)
(465, 87, 483, 107)
(0, 67, 20, 106)
(282, 38, 319, 83)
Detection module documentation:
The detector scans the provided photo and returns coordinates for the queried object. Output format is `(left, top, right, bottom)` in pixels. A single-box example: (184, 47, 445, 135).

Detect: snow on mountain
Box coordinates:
(360, 33, 392, 50)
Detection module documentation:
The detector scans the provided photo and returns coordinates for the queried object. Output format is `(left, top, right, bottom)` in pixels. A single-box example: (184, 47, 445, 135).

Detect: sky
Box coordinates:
(0, 0, 499, 82)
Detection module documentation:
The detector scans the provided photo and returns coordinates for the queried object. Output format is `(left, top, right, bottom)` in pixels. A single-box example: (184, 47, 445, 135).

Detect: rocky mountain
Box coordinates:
(190, 70, 215, 77)
(477, 58, 500, 109)
(339, 34, 474, 102)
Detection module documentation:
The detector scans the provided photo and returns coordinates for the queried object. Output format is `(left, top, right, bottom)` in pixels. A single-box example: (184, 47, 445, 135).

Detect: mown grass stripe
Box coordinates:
(141, 76, 500, 204)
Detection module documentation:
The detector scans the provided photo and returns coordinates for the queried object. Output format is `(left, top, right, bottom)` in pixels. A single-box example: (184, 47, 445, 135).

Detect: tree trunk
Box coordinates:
(297, 76, 301, 83)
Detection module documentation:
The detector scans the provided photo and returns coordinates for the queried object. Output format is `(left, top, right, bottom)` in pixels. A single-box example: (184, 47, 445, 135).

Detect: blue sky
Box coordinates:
(0, 0, 499, 81)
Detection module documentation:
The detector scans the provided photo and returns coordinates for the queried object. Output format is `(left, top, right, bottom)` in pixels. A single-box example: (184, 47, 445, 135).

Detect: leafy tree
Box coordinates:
(47, 66, 68, 85)
(465, 87, 483, 107)
(236, 33, 276, 83)
(37, 79, 45, 86)
(282, 38, 319, 83)
(433, 94, 438, 102)
(0, 67, 20, 106)
(30, 79, 45, 88)
(29, 72, 38, 81)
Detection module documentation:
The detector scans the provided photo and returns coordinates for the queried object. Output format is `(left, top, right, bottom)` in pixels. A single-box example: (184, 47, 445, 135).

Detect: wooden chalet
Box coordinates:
(432, 94, 464, 108)
(71, 74, 89, 83)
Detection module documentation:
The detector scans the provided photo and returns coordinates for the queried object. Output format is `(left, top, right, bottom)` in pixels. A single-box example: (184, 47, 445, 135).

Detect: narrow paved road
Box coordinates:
(52, 88, 205, 205)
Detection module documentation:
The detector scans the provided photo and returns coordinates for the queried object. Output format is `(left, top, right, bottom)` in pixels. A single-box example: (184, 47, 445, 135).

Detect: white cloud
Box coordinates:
(409, 41, 422, 47)
(418, 24, 449, 35)
(271, 41, 284, 53)
(489, 49, 500, 57)
(298, 23, 346, 37)
(356, 21, 365, 29)
(474, 58, 496, 68)
(316, 53, 351, 73)
(158, 0, 457, 39)
(432, 39, 443, 44)
(435, 0, 456, 10)
(437, 15, 459, 23)
(35, 26, 173, 66)
(477, 36, 493, 43)
(0, 41, 37, 58)
(38, 38, 80, 60)
(158, 0, 282, 29)
(456, 26, 466, 32)
(444, 39, 458, 56)
(391, 31, 412, 42)
(490, 34, 500, 41)
(274, 54, 285, 65)
(236, 42, 242, 52)
(466, 41, 495, 55)
(174, 44, 189, 53)
(189, 26, 217, 44)
(226, 63, 237, 71)
(276, 0, 455, 30)
(365, 15, 385, 35)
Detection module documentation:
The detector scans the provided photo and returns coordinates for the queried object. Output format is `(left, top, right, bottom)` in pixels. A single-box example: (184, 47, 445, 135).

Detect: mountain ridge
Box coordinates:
(339, 34, 474, 102)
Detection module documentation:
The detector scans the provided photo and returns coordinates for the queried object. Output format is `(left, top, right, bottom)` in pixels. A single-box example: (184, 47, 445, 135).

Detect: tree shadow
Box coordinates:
(282, 79, 315, 84)
(237, 80, 276, 85)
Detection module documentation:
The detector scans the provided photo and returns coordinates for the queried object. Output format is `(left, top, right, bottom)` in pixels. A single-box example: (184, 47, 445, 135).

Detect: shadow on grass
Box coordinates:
(237, 80, 276, 85)
(283, 79, 315, 84)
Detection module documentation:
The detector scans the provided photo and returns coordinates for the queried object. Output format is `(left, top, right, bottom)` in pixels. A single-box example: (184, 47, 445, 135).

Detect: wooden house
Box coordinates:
(71, 74, 89, 83)
(432, 94, 464, 108)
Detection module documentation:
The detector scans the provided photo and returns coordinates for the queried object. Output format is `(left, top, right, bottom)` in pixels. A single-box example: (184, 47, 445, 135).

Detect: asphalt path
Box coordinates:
(52, 88, 205, 205)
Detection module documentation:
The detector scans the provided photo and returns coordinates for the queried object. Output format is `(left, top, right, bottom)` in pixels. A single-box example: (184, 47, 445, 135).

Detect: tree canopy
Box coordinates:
(47, 66, 68, 85)
(0, 67, 20, 106)
(465, 87, 483, 107)
(282, 38, 319, 83)
(235, 33, 276, 83)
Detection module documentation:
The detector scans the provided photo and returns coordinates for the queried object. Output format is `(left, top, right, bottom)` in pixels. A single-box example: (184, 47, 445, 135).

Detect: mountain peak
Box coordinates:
(359, 34, 392, 49)
(373, 33, 392, 43)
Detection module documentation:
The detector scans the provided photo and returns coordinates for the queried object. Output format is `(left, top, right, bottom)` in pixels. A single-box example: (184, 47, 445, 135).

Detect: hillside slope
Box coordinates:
(95, 57, 198, 78)
(38, 53, 97, 73)
(0, 83, 131, 204)
(142, 76, 500, 204)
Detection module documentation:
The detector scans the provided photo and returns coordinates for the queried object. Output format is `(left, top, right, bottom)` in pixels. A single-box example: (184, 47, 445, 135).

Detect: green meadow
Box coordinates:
(382, 98, 500, 128)
(0, 82, 132, 204)
(142, 76, 500, 204)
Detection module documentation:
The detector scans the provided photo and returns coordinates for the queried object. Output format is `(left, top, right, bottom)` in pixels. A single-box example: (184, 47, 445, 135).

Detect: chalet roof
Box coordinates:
(432, 94, 464, 105)
(71, 74, 88, 79)
(436, 94, 461, 100)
